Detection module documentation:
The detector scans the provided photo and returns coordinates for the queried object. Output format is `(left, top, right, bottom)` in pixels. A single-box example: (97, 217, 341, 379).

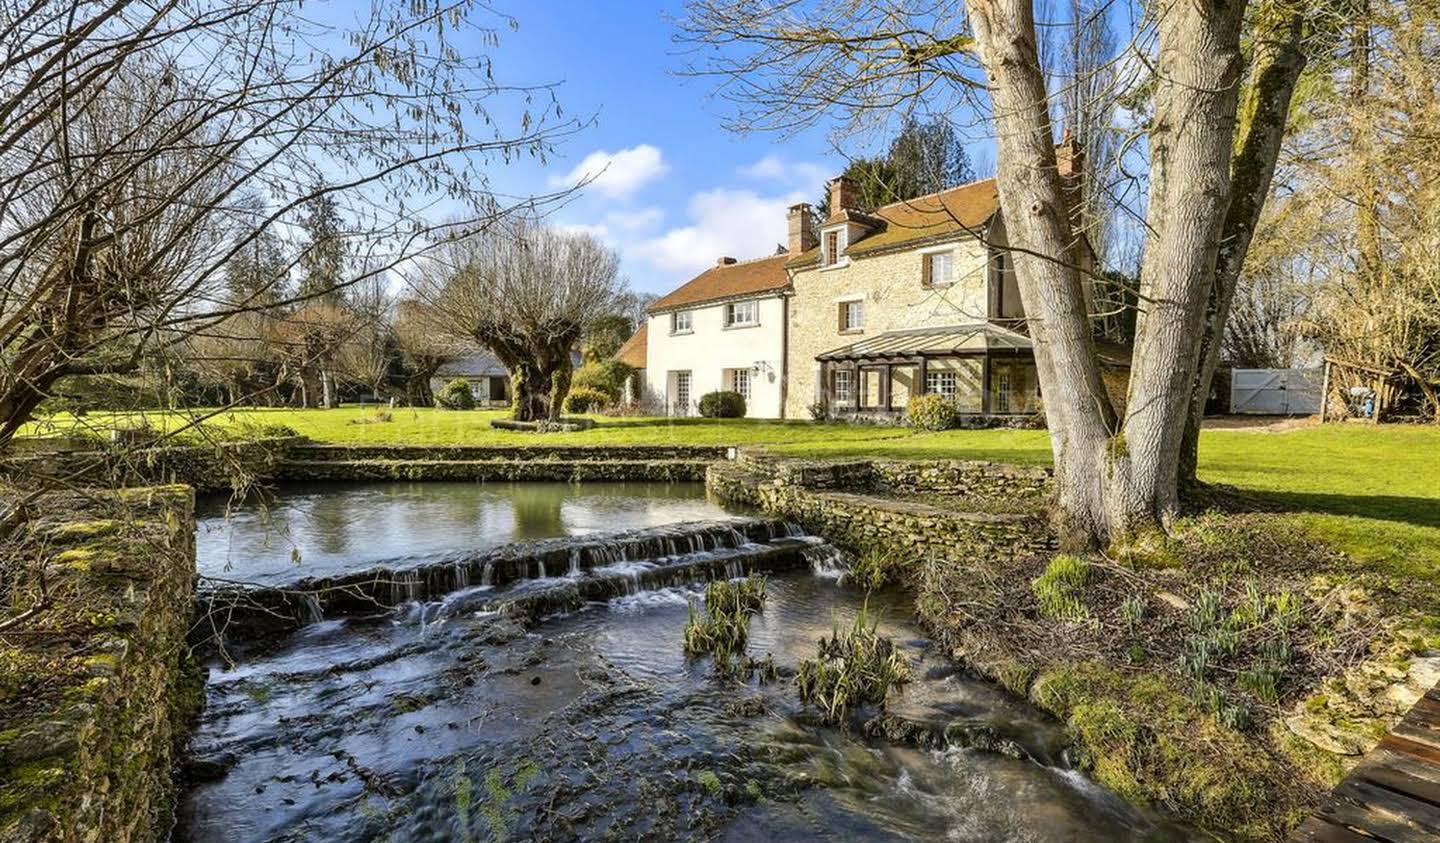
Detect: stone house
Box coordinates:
(641, 135, 1129, 421)
(431, 351, 513, 407)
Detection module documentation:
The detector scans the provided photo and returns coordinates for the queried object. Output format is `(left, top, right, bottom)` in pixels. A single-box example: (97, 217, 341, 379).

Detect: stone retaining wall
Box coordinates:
(286, 444, 731, 463)
(736, 451, 1051, 496)
(279, 457, 712, 483)
(2, 437, 299, 495)
(1, 487, 197, 843)
(708, 456, 1053, 572)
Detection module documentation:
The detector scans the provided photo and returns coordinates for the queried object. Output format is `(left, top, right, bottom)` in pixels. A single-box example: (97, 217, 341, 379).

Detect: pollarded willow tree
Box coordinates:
(423, 222, 626, 422)
(680, 0, 1346, 547)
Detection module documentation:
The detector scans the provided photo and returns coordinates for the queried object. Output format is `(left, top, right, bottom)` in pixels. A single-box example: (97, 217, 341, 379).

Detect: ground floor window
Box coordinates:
(925, 370, 956, 398)
(833, 368, 852, 402)
(725, 367, 752, 401)
(488, 376, 509, 402)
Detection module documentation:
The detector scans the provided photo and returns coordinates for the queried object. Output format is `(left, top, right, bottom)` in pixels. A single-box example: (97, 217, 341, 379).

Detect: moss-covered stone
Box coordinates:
(0, 487, 196, 843)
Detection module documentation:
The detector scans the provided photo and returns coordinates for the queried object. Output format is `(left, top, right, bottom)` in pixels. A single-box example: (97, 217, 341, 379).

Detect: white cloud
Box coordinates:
(738, 154, 830, 193)
(551, 144, 669, 199)
(629, 187, 807, 277)
(605, 207, 665, 232)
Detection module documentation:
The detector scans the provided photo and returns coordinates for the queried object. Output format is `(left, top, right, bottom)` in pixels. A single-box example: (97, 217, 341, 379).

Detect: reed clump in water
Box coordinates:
(683, 577, 772, 678)
(796, 603, 909, 723)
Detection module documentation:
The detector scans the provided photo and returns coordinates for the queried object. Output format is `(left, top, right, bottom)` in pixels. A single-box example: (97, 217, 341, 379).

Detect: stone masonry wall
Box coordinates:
(1, 487, 197, 843)
(785, 238, 992, 418)
(708, 455, 1053, 573)
(2, 437, 299, 495)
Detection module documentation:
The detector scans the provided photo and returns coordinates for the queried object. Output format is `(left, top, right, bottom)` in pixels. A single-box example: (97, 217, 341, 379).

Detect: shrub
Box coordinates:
(562, 386, 610, 414)
(571, 359, 635, 402)
(435, 378, 475, 410)
(905, 393, 959, 430)
(808, 401, 831, 421)
(698, 390, 746, 418)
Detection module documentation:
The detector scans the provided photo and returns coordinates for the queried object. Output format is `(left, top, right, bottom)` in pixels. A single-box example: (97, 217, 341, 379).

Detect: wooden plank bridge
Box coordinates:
(1291, 683, 1440, 842)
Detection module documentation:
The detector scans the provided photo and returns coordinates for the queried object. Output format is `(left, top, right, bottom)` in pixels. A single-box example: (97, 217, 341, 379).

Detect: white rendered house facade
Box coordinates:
(643, 254, 789, 418)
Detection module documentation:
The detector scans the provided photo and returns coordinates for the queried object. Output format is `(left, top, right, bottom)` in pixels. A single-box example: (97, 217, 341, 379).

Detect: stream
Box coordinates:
(176, 481, 1201, 842)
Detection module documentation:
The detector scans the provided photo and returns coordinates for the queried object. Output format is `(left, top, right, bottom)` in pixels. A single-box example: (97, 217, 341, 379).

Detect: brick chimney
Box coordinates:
(1056, 129, 1084, 185)
(827, 176, 859, 218)
(716, 256, 738, 266)
(1056, 128, 1085, 227)
(786, 203, 817, 255)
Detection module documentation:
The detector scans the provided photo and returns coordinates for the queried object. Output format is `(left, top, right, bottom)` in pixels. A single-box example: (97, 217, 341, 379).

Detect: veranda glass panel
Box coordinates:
(926, 358, 983, 413)
(989, 359, 1040, 414)
(889, 365, 915, 409)
(859, 368, 883, 409)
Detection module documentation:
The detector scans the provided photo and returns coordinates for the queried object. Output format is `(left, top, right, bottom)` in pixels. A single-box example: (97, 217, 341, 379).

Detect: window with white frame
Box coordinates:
(724, 300, 758, 327)
(671, 310, 693, 334)
(926, 250, 955, 286)
(833, 369, 852, 402)
(839, 299, 864, 332)
(925, 370, 957, 398)
(725, 367, 752, 400)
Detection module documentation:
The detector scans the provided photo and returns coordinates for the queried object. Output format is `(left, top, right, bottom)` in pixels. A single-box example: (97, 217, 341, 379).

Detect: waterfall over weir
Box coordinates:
(197, 517, 826, 641)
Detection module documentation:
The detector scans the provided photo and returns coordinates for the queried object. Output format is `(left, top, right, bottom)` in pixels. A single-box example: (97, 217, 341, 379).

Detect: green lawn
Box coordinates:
(19, 407, 1438, 580)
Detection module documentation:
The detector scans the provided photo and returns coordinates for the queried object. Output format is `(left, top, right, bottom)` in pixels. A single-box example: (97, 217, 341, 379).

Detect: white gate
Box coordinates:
(1230, 367, 1323, 415)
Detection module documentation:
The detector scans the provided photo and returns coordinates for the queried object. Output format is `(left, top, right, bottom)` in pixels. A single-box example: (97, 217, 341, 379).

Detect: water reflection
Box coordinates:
(195, 481, 735, 585)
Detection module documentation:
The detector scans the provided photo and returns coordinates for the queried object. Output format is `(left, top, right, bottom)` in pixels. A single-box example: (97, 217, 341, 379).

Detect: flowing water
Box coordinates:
(178, 484, 1202, 842)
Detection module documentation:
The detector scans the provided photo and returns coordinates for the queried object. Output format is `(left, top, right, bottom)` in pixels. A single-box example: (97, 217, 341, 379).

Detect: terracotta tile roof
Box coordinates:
(789, 178, 1001, 267)
(616, 322, 647, 368)
(647, 254, 790, 313)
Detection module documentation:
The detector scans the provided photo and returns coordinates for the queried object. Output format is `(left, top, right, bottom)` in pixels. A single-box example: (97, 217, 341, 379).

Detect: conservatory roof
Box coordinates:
(815, 323, 1032, 362)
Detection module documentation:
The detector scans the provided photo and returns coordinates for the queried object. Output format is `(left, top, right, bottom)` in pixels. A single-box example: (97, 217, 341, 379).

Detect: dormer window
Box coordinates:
(822, 228, 845, 267)
(671, 310, 693, 334)
(924, 250, 955, 286)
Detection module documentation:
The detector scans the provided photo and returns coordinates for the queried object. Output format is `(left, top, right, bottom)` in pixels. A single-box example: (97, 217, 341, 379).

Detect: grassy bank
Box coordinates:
(21, 408, 1437, 582)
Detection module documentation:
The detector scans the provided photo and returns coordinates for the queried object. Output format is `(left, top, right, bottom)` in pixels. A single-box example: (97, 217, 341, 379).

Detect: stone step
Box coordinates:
(278, 457, 714, 482)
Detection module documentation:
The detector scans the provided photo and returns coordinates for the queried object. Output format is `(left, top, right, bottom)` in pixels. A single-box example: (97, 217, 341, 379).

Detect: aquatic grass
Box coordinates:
(848, 548, 897, 592)
(795, 602, 909, 723)
(682, 577, 769, 677)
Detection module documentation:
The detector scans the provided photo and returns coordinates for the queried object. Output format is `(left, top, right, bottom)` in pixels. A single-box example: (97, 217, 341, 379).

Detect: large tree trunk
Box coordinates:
(481, 329, 580, 423)
(969, 0, 1246, 546)
(321, 370, 337, 409)
(1179, 11, 1310, 488)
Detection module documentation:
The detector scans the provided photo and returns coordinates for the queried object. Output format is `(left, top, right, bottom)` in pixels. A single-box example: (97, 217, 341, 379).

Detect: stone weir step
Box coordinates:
(196, 517, 811, 640)
(404, 539, 817, 628)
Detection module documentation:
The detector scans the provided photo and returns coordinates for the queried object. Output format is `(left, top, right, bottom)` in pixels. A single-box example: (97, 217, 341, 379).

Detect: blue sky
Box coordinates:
(476, 1, 848, 296)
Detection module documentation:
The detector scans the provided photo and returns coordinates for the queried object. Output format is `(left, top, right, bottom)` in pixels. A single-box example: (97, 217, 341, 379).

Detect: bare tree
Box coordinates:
(0, 0, 584, 452)
(392, 299, 457, 407)
(679, 0, 1330, 545)
(424, 222, 626, 421)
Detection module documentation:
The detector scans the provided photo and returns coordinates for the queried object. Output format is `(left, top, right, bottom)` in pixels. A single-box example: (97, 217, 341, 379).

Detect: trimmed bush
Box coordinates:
(562, 386, 610, 414)
(571, 359, 635, 403)
(435, 378, 475, 410)
(698, 390, 746, 418)
(905, 393, 959, 431)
